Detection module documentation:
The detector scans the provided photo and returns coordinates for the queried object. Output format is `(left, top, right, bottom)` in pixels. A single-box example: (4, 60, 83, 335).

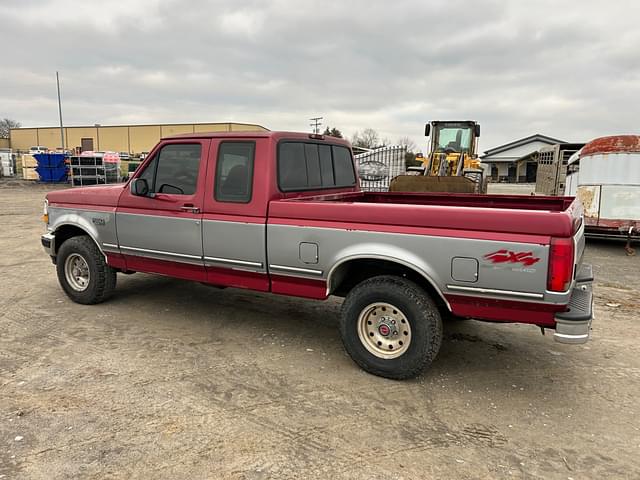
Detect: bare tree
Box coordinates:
(0, 118, 21, 139)
(396, 136, 417, 153)
(380, 136, 392, 147)
(396, 136, 423, 168)
(351, 128, 380, 149)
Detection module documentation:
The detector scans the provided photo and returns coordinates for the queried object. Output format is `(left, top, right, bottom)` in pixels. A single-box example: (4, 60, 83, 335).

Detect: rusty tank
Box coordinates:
(572, 135, 640, 242)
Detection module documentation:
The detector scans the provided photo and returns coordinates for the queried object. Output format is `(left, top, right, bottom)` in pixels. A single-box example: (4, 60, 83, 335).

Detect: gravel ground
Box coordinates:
(1, 180, 639, 479)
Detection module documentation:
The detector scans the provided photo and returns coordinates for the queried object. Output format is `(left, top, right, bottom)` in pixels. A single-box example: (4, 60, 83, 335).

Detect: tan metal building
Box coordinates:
(9, 122, 268, 154)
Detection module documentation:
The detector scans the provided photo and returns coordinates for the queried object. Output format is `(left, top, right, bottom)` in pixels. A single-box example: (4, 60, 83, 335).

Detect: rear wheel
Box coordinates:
(56, 236, 117, 304)
(340, 275, 442, 380)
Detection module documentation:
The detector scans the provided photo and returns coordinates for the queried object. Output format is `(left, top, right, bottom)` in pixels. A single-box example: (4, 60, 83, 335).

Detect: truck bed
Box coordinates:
(270, 191, 581, 237)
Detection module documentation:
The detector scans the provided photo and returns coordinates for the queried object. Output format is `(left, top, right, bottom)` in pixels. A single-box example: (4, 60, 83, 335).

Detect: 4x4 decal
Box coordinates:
(483, 249, 540, 267)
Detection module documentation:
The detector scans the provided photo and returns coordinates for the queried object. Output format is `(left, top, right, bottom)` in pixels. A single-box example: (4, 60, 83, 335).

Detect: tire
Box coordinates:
(56, 235, 117, 305)
(340, 275, 443, 380)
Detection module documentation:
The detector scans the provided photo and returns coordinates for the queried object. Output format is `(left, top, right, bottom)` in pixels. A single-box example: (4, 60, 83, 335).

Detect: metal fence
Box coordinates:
(354, 146, 407, 192)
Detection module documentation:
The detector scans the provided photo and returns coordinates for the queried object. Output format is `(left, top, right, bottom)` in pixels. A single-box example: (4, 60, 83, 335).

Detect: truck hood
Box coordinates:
(47, 184, 126, 207)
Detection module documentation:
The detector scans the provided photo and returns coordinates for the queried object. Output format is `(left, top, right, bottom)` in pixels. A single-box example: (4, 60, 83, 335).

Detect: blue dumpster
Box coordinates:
(34, 153, 67, 168)
(35, 165, 69, 183)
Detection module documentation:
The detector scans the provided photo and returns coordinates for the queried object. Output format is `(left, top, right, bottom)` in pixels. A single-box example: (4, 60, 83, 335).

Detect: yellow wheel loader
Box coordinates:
(390, 120, 485, 193)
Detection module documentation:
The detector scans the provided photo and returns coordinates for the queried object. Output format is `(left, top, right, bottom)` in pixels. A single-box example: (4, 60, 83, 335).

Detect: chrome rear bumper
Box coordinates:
(553, 264, 593, 344)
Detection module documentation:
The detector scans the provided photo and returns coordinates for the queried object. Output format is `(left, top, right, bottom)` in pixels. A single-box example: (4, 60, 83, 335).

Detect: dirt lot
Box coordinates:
(1, 180, 639, 479)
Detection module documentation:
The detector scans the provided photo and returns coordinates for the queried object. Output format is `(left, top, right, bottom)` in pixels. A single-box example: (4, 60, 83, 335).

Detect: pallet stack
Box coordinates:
(21, 154, 39, 180)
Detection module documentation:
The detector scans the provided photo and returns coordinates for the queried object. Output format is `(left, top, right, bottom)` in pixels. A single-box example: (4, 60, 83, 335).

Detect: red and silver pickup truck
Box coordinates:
(41, 131, 593, 379)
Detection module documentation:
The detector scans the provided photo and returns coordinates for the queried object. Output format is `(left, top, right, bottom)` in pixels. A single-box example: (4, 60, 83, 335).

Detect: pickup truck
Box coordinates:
(41, 131, 593, 379)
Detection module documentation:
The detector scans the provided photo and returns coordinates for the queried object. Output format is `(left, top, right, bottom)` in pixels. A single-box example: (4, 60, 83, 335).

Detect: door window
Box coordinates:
(214, 142, 255, 203)
(138, 144, 202, 195)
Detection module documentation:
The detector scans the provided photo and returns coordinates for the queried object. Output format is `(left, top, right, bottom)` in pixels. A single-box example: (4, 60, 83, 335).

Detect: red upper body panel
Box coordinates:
(269, 192, 581, 238)
(46, 130, 580, 239)
(47, 184, 125, 207)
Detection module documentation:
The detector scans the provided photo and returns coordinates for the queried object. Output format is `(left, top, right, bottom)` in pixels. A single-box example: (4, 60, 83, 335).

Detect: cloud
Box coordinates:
(1, 0, 638, 151)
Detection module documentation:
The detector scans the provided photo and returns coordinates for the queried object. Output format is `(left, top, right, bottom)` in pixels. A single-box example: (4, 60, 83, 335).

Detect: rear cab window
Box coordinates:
(278, 141, 356, 191)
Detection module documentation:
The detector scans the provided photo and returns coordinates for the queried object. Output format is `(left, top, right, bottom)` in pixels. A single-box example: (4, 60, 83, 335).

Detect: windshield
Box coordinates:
(434, 125, 473, 153)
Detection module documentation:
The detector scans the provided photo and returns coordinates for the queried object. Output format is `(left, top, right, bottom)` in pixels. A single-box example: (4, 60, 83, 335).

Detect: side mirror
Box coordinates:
(474, 124, 481, 137)
(424, 123, 431, 137)
(130, 178, 149, 196)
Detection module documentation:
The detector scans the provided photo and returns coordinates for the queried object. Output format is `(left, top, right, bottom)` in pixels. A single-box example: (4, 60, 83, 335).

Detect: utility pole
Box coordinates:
(95, 124, 101, 151)
(56, 72, 65, 151)
(309, 116, 323, 134)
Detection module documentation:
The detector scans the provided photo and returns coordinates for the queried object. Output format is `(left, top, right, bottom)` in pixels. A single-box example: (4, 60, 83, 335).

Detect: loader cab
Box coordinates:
(426, 121, 480, 156)
(421, 121, 481, 177)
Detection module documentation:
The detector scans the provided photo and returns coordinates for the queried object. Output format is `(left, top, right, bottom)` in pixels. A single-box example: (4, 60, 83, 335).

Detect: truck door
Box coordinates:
(200, 139, 269, 291)
(116, 140, 209, 281)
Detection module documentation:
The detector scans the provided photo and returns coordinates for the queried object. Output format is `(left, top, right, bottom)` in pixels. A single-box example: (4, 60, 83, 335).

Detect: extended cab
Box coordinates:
(41, 131, 593, 379)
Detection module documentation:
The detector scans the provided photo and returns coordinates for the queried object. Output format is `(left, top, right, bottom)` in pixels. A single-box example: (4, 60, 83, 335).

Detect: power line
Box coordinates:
(309, 116, 323, 134)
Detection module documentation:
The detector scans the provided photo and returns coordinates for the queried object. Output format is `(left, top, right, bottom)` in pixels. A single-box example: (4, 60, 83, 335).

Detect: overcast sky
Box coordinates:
(1, 0, 638, 152)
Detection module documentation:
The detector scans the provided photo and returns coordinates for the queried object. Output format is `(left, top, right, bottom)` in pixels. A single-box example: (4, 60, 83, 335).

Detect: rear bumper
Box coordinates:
(553, 264, 593, 344)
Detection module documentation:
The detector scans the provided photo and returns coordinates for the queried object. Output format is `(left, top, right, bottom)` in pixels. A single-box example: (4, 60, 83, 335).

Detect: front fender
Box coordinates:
(49, 206, 118, 254)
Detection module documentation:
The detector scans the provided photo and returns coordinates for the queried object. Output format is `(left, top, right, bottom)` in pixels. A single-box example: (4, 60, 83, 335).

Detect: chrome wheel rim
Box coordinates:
(64, 253, 90, 292)
(357, 302, 412, 359)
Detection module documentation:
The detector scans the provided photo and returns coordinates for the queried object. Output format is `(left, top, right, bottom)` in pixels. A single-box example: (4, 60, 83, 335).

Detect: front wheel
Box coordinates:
(56, 236, 117, 304)
(340, 275, 443, 380)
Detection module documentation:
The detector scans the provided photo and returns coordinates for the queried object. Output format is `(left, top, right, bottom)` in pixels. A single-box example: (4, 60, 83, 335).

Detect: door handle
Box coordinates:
(180, 205, 200, 214)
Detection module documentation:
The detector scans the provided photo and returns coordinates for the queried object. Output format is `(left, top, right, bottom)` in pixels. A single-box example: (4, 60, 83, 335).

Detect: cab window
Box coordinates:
(138, 144, 202, 195)
(278, 142, 356, 191)
(214, 142, 255, 203)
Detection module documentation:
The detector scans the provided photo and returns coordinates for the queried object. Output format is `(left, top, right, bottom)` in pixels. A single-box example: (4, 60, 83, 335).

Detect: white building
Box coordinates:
(481, 134, 565, 182)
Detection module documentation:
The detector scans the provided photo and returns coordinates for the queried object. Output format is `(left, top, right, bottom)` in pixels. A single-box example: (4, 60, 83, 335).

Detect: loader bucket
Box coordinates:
(389, 175, 478, 193)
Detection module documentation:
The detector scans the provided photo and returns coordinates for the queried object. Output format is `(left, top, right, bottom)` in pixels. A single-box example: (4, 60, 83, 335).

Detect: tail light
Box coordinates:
(547, 237, 574, 292)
